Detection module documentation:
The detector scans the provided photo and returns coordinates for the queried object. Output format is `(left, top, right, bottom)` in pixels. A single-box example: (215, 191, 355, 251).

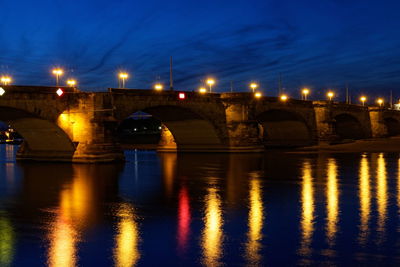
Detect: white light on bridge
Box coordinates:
(67, 79, 77, 86)
(199, 87, 207, 94)
(0, 87, 5, 96)
(360, 96, 367, 106)
(206, 78, 215, 93)
(56, 88, 64, 97)
(154, 83, 163, 91)
(327, 91, 334, 101)
(118, 72, 129, 88)
(250, 82, 258, 93)
(52, 68, 64, 86)
(302, 88, 310, 100)
(0, 76, 12, 85)
(178, 92, 186, 100)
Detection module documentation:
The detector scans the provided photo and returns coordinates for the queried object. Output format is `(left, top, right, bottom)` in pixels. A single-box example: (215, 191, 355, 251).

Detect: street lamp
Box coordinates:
(206, 78, 215, 93)
(302, 88, 310, 100)
(199, 87, 207, 94)
(327, 91, 334, 101)
(66, 79, 77, 87)
(52, 69, 63, 86)
(250, 82, 258, 93)
(280, 94, 288, 102)
(154, 83, 163, 91)
(360, 96, 367, 106)
(377, 98, 384, 107)
(0, 76, 12, 85)
(254, 92, 262, 98)
(118, 72, 129, 88)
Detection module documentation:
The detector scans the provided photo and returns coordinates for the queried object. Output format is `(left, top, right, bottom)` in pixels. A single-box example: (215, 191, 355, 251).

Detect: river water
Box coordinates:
(1, 145, 400, 266)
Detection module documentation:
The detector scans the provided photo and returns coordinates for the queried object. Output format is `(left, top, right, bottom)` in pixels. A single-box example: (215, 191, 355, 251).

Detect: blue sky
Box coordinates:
(1, 0, 399, 99)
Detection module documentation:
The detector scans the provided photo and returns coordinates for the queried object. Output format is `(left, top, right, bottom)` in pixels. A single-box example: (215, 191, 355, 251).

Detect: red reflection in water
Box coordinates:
(177, 187, 191, 252)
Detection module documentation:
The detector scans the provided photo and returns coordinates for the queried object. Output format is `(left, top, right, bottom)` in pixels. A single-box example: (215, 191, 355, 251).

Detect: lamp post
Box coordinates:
(302, 88, 310, 100)
(327, 91, 334, 101)
(154, 83, 163, 91)
(118, 72, 129, 88)
(360, 96, 367, 106)
(206, 78, 215, 93)
(280, 94, 288, 102)
(67, 79, 77, 87)
(250, 82, 258, 93)
(377, 98, 384, 107)
(0, 76, 12, 85)
(199, 87, 207, 94)
(52, 69, 63, 86)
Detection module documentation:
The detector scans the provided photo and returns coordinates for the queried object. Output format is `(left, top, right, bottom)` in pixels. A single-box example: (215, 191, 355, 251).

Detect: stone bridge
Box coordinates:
(0, 85, 399, 162)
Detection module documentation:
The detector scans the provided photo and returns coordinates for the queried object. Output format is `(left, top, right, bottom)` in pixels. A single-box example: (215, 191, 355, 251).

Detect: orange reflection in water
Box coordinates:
(358, 154, 371, 245)
(160, 153, 177, 198)
(246, 172, 264, 265)
(114, 203, 140, 267)
(177, 187, 191, 253)
(326, 158, 339, 246)
(48, 166, 97, 267)
(48, 215, 78, 267)
(201, 187, 223, 267)
(376, 153, 387, 244)
(299, 160, 314, 256)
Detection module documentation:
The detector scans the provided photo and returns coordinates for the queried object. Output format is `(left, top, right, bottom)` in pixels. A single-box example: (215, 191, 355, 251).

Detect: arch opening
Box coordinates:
(384, 117, 400, 136)
(117, 106, 224, 152)
(256, 109, 313, 147)
(0, 106, 75, 161)
(333, 113, 365, 140)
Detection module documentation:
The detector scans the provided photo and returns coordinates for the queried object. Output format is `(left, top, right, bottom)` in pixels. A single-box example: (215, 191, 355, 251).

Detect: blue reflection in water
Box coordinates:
(1, 147, 400, 265)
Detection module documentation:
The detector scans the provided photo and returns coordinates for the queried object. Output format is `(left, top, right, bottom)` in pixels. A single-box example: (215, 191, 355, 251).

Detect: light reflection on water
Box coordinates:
(201, 186, 223, 267)
(1, 145, 400, 265)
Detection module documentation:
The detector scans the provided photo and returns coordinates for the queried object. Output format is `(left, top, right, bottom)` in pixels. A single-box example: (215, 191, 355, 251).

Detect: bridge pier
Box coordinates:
(224, 98, 264, 152)
(369, 107, 389, 138)
(313, 102, 338, 143)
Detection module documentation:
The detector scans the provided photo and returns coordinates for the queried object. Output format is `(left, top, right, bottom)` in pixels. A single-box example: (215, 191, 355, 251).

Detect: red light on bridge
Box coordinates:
(178, 92, 186, 100)
(56, 88, 64, 96)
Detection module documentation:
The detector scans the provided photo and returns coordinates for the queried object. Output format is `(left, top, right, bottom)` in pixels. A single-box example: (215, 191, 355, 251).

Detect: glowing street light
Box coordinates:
(52, 68, 63, 86)
(377, 98, 384, 107)
(250, 82, 258, 93)
(154, 83, 163, 91)
(118, 72, 129, 88)
(302, 88, 310, 100)
(254, 92, 262, 98)
(199, 87, 207, 94)
(360, 96, 367, 106)
(206, 78, 215, 93)
(327, 91, 334, 101)
(66, 79, 77, 87)
(280, 94, 288, 102)
(0, 76, 12, 85)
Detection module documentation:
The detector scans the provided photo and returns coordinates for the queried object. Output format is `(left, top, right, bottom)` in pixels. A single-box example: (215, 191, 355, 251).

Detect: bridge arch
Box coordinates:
(116, 105, 226, 152)
(333, 113, 366, 140)
(384, 117, 400, 136)
(256, 109, 313, 147)
(0, 106, 75, 160)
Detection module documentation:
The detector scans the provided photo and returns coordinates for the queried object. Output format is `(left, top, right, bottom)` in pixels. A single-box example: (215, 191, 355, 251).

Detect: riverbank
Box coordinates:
(120, 137, 400, 154)
(294, 136, 400, 153)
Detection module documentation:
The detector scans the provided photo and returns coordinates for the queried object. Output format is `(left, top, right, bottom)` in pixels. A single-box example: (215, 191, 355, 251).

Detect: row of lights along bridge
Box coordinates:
(0, 70, 387, 107)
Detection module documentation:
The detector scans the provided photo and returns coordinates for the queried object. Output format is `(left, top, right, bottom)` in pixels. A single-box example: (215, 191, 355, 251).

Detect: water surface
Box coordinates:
(1, 145, 400, 266)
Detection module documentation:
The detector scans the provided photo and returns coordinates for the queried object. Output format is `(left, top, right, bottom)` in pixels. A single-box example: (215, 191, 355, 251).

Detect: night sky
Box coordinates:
(1, 0, 399, 99)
